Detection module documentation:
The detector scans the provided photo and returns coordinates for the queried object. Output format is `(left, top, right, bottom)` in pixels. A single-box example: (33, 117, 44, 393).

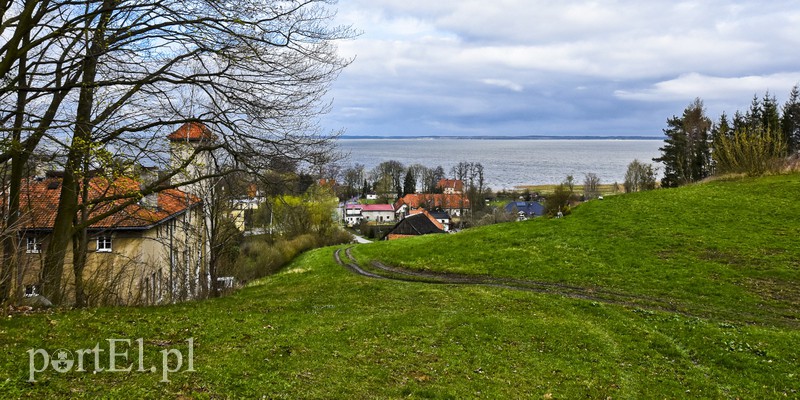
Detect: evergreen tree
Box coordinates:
(782, 84, 800, 153)
(654, 98, 711, 187)
(361, 179, 370, 196)
(710, 112, 732, 175)
(760, 92, 781, 135)
(403, 170, 416, 196)
(683, 99, 713, 182)
(732, 110, 748, 133)
(655, 115, 687, 188)
(746, 94, 763, 131)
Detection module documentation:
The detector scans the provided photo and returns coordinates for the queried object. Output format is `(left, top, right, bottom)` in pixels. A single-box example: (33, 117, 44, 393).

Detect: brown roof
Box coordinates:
(395, 193, 470, 210)
(18, 177, 200, 231)
(167, 122, 215, 142)
(382, 211, 444, 239)
(407, 209, 445, 230)
(437, 179, 463, 192)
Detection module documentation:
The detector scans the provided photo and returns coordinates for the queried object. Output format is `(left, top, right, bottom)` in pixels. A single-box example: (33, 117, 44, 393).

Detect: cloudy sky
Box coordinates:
(318, 1, 800, 137)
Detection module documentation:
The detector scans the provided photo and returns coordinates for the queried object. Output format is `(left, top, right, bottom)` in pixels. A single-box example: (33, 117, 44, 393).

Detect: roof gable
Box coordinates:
(383, 212, 444, 238)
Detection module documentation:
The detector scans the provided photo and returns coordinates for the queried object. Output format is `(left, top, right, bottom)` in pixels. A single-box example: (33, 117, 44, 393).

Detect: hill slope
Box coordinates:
(353, 174, 800, 326)
(1, 174, 798, 398)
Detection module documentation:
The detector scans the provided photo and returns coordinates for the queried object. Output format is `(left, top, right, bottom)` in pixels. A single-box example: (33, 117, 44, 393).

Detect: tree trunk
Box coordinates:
(40, 0, 115, 304)
(72, 227, 88, 308)
(1, 31, 30, 302)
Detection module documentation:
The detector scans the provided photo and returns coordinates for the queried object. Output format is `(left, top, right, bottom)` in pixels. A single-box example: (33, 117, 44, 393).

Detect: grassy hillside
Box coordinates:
(1, 174, 798, 398)
(354, 174, 800, 327)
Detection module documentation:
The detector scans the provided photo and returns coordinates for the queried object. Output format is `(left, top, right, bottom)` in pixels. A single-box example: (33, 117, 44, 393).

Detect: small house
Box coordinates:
(382, 210, 445, 240)
(504, 201, 545, 221)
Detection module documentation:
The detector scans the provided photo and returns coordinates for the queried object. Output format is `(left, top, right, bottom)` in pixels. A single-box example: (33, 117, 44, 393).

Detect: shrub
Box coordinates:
(231, 230, 352, 283)
(713, 126, 787, 176)
(624, 159, 657, 192)
(544, 184, 572, 217)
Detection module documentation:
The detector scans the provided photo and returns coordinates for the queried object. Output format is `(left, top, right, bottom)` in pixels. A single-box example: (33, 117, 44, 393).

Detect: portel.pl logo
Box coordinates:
(27, 338, 194, 383)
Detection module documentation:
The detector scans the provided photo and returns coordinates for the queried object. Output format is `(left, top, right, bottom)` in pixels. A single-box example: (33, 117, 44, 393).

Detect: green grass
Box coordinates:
(513, 183, 622, 195)
(356, 174, 800, 327)
(1, 174, 799, 398)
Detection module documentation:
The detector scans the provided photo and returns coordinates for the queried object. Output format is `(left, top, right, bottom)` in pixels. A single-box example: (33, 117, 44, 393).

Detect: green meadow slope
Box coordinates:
(1, 174, 798, 398)
(354, 173, 800, 327)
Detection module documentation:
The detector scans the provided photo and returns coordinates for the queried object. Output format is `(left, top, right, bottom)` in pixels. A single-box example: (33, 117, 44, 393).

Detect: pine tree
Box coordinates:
(710, 112, 732, 175)
(655, 115, 688, 188)
(761, 92, 781, 135)
(746, 94, 762, 131)
(403, 170, 416, 196)
(782, 84, 800, 153)
(654, 98, 711, 187)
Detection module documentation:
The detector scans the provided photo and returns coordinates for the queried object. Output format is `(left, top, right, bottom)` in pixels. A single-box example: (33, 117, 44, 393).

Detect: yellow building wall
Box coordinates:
(15, 206, 206, 306)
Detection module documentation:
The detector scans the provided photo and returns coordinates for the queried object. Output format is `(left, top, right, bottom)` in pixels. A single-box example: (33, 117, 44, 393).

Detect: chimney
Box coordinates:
(139, 167, 160, 209)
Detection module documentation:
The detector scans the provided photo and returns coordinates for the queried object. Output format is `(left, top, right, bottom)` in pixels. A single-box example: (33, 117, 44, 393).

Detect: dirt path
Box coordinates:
(334, 246, 684, 314)
(333, 247, 800, 327)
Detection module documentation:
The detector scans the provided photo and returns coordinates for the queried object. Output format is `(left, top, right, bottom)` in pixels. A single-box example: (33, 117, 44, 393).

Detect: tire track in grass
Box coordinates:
(334, 246, 800, 327)
(334, 246, 681, 313)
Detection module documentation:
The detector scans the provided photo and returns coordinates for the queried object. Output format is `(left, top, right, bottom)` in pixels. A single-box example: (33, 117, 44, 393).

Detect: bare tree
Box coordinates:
(583, 173, 601, 199)
(2, 0, 352, 304)
(341, 164, 365, 199)
(624, 159, 657, 193)
(421, 165, 445, 193)
(370, 160, 404, 199)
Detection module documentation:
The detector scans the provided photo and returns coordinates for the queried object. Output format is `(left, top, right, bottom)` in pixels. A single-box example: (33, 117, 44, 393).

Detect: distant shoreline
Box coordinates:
(339, 135, 664, 140)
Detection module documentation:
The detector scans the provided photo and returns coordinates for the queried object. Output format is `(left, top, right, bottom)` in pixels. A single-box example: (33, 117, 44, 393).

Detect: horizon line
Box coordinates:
(338, 134, 664, 140)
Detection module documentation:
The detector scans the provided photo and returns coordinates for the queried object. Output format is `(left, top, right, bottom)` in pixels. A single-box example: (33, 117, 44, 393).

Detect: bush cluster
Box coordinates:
(230, 230, 353, 283)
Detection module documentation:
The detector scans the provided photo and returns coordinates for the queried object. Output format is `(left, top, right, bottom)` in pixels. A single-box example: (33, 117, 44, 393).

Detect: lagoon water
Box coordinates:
(337, 138, 664, 190)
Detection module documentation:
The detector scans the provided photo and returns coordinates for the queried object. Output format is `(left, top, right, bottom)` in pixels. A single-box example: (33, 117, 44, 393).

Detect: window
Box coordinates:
(26, 237, 42, 254)
(24, 284, 39, 297)
(97, 235, 112, 252)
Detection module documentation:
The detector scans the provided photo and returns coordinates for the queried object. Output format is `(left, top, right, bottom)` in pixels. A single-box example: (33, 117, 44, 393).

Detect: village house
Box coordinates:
(344, 204, 396, 226)
(429, 210, 453, 232)
(382, 209, 445, 240)
(15, 175, 205, 306)
(437, 179, 463, 194)
(8, 122, 214, 305)
(504, 201, 545, 221)
(395, 193, 470, 218)
(230, 184, 264, 232)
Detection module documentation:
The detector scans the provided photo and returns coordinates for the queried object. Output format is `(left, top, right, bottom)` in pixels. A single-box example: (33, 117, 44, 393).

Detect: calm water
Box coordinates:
(337, 139, 664, 190)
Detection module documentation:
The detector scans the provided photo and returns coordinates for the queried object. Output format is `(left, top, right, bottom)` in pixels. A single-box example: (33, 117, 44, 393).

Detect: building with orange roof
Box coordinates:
(437, 179, 463, 194)
(166, 121, 216, 142)
(8, 122, 217, 306)
(13, 174, 206, 305)
(394, 193, 470, 218)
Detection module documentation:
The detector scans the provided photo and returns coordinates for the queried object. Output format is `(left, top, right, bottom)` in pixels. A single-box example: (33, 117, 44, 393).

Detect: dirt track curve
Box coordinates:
(333, 246, 800, 327)
(334, 246, 686, 314)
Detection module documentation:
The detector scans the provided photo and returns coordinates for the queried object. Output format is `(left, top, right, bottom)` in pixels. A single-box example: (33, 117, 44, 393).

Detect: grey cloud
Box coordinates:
(325, 1, 800, 137)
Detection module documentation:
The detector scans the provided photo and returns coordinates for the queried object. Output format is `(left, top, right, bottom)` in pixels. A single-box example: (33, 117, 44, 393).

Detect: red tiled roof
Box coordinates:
(167, 122, 215, 142)
(395, 193, 469, 210)
(437, 179, 463, 192)
(360, 204, 395, 212)
(18, 177, 200, 230)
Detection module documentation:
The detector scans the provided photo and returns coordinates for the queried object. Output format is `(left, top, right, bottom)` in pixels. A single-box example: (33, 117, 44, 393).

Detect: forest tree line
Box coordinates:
(654, 84, 800, 188)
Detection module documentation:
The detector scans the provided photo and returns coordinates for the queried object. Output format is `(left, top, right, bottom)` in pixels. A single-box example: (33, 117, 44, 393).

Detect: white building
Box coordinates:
(345, 204, 396, 226)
